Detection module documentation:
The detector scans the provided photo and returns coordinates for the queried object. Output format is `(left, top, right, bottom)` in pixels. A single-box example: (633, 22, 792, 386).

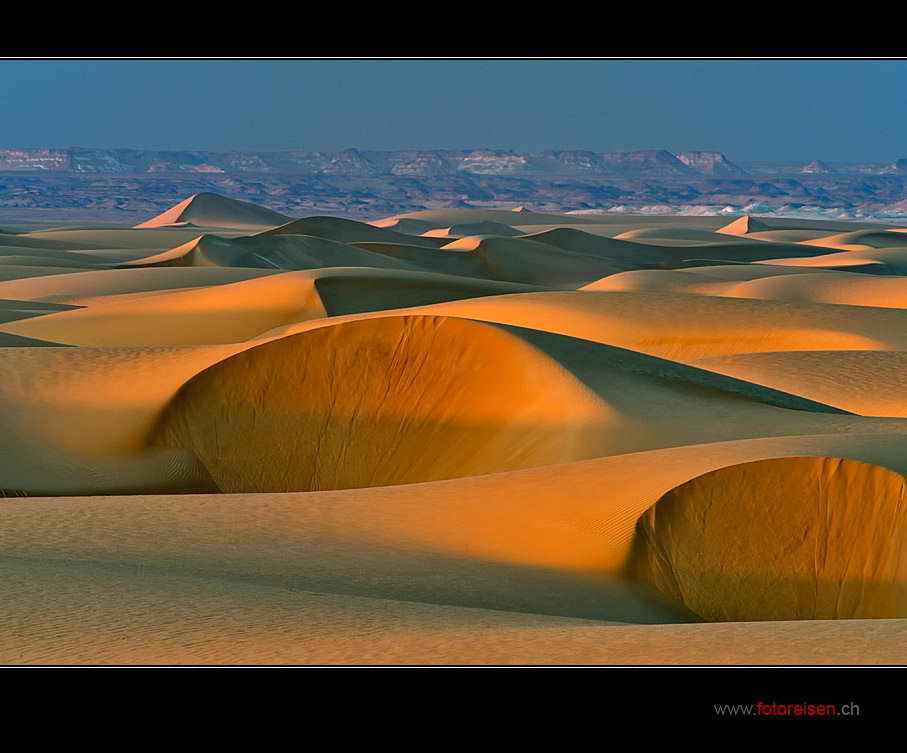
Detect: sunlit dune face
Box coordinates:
(152, 315, 609, 492)
(629, 457, 907, 620)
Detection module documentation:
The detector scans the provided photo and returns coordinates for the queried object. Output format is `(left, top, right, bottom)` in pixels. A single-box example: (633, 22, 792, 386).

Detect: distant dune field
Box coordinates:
(3, 193, 907, 666)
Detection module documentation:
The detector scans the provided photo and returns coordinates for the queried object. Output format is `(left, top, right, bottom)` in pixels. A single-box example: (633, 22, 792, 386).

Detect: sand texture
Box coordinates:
(3, 195, 907, 665)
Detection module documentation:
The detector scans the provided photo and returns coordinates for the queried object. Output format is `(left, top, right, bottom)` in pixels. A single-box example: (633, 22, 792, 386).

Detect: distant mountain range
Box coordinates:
(2, 147, 900, 176)
(4, 147, 907, 222)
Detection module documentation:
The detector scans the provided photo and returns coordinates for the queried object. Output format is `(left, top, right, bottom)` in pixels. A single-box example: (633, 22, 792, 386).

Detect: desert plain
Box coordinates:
(3, 192, 907, 665)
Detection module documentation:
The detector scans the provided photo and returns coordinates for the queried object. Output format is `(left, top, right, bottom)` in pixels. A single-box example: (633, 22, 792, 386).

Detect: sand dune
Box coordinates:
(4, 196, 907, 665)
(120, 233, 420, 272)
(587, 265, 907, 309)
(258, 215, 443, 248)
(153, 314, 886, 494)
(630, 457, 907, 620)
(440, 235, 625, 286)
(399, 290, 907, 360)
(0, 268, 550, 346)
(0, 271, 329, 346)
(689, 350, 907, 417)
(135, 192, 293, 230)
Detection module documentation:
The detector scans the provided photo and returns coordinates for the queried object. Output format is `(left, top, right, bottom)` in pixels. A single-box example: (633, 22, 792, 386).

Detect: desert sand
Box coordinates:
(3, 193, 907, 665)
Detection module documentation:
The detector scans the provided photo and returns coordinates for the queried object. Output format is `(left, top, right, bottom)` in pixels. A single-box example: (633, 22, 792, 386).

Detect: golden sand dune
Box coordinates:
(630, 457, 907, 620)
(154, 313, 894, 494)
(403, 290, 907, 360)
(588, 265, 907, 309)
(0, 271, 329, 346)
(798, 228, 907, 251)
(715, 215, 772, 235)
(0, 267, 549, 346)
(5, 197, 907, 665)
(761, 245, 907, 274)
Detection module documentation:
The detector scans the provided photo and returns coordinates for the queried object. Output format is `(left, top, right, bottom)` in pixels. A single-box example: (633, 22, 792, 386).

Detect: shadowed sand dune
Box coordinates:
(135, 192, 293, 230)
(258, 215, 444, 248)
(119, 233, 421, 272)
(4, 195, 907, 665)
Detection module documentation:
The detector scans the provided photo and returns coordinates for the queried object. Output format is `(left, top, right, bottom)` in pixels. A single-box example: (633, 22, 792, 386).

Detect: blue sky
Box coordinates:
(1, 59, 905, 163)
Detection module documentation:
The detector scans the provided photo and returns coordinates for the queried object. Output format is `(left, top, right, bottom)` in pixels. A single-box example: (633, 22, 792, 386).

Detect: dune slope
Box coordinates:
(629, 457, 907, 620)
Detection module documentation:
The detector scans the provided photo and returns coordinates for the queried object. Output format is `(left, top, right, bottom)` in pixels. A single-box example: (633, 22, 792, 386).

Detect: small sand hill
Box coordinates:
(359, 232, 635, 285)
(629, 457, 907, 620)
(715, 215, 772, 236)
(135, 193, 293, 230)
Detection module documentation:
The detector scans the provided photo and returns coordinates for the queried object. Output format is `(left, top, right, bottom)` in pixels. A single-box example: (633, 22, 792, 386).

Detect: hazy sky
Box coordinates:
(1, 59, 905, 163)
